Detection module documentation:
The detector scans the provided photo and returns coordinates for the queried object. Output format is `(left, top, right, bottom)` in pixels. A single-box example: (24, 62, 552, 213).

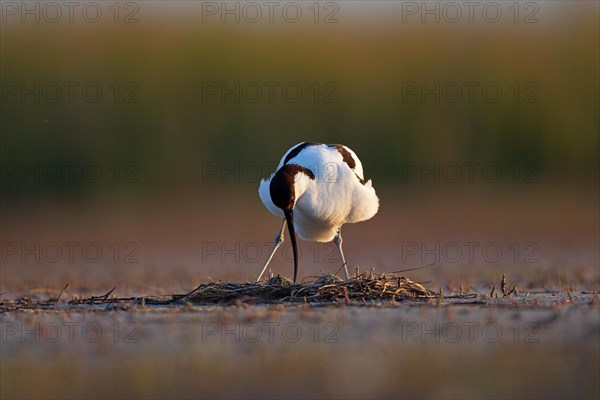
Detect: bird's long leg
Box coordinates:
(255, 218, 286, 283)
(333, 229, 350, 279)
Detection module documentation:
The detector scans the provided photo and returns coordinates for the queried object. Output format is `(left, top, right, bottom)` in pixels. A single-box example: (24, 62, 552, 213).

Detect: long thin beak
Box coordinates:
(284, 209, 298, 283)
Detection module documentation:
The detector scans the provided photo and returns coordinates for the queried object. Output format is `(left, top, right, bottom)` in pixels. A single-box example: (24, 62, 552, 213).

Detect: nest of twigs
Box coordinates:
(178, 272, 436, 305)
(0, 272, 438, 311)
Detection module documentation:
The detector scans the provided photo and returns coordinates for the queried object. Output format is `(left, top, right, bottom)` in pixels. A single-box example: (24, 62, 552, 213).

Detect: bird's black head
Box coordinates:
(269, 164, 314, 282)
(269, 164, 315, 211)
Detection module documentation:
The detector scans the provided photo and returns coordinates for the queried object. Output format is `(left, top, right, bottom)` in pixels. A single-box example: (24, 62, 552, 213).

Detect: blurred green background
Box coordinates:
(1, 1, 598, 202)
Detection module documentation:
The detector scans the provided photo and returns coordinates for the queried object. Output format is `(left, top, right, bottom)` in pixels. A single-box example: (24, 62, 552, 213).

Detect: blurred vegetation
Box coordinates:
(0, 2, 598, 202)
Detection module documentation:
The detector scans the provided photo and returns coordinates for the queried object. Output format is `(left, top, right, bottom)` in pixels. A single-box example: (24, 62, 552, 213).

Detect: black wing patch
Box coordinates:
(283, 142, 321, 165)
(328, 144, 365, 185)
(328, 144, 356, 169)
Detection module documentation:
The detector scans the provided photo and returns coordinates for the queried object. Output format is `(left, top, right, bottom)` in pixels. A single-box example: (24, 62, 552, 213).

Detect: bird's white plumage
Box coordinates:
(259, 142, 379, 242)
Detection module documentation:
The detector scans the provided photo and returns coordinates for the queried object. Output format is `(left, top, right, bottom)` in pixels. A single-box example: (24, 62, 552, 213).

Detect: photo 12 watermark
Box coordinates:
(400, 81, 539, 104)
(200, 1, 340, 24)
(0, 161, 142, 185)
(400, 162, 540, 184)
(201, 161, 347, 184)
(395, 321, 539, 344)
(200, 81, 339, 104)
(1, 321, 140, 344)
(1, 1, 141, 24)
(199, 321, 339, 343)
(1, 241, 140, 264)
(200, 241, 340, 265)
(400, 241, 540, 265)
(400, 2, 540, 24)
(1, 82, 140, 104)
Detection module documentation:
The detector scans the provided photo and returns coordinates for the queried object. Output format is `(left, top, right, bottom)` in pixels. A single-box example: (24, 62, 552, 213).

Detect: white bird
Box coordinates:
(256, 142, 379, 283)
